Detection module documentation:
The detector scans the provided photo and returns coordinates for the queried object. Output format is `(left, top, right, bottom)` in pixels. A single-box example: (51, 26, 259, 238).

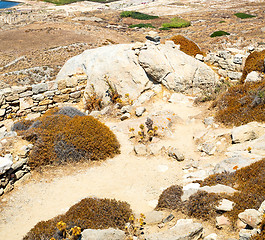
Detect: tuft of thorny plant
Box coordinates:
(51, 221, 81, 240)
(104, 75, 122, 104)
(125, 214, 146, 240)
(84, 84, 103, 112)
(129, 118, 158, 144)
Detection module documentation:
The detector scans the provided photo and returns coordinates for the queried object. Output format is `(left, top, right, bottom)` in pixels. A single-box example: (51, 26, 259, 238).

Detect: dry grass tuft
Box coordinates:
(241, 50, 265, 82)
(155, 185, 183, 211)
(14, 107, 120, 170)
(213, 80, 265, 126)
(23, 198, 132, 240)
(169, 35, 204, 57)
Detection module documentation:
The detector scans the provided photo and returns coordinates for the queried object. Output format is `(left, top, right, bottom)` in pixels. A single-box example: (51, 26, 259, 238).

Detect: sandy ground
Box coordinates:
(0, 95, 230, 240)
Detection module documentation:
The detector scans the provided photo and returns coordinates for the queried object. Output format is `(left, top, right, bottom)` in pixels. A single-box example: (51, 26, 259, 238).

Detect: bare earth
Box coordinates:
(0, 0, 264, 239)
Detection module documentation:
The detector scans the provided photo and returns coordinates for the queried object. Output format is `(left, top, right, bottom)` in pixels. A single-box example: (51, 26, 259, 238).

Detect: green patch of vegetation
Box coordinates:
(129, 23, 155, 29)
(159, 27, 171, 31)
(23, 198, 132, 240)
(161, 17, 191, 29)
(120, 11, 158, 20)
(219, 20, 225, 23)
(210, 30, 230, 37)
(13, 107, 120, 170)
(44, 0, 117, 5)
(213, 80, 265, 126)
(234, 12, 256, 19)
(241, 50, 265, 82)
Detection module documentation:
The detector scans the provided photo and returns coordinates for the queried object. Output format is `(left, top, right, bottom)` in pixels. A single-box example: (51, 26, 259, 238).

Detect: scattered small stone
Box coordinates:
(199, 142, 216, 155)
(120, 113, 130, 121)
(200, 184, 237, 195)
(144, 211, 165, 224)
(162, 213, 174, 223)
(134, 144, 147, 155)
(238, 209, 262, 229)
(216, 215, 231, 229)
(81, 228, 125, 240)
(168, 147, 185, 161)
(204, 117, 214, 125)
(216, 199, 235, 212)
(204, 233, 218, 240)
(239, 228, 260, 240)
(135, 107, 146, 117)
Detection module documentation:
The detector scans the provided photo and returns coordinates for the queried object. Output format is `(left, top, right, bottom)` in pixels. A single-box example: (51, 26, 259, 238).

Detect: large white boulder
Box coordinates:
(56, 42, 219, 105)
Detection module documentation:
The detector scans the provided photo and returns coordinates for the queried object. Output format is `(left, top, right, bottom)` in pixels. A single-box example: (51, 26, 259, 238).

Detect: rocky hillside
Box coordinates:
(0, 0, 265, 240)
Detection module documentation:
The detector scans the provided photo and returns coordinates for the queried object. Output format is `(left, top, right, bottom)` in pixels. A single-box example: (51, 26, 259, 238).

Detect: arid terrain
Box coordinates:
(0, 0, 265, 88)
(0, 0, 265, 240)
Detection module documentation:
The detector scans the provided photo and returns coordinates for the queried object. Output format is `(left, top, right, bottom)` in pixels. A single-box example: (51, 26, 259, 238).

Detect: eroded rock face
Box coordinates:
(56, 42, 219, 105)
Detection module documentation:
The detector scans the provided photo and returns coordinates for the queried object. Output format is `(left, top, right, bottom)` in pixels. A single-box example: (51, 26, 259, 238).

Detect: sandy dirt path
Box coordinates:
(0, 98, 219, 240)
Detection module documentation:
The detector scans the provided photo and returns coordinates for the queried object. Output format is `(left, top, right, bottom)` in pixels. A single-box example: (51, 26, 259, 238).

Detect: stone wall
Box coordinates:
(204, 50, 247, 81)
(0, 74, 87, 121)
(0, 154, 30, 196)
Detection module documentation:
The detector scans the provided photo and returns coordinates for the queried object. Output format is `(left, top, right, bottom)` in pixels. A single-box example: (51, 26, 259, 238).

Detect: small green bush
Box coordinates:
(129, 23, 155, 28)
(210, 30, 230, 37)
(161, 18, 190, 29)
(120, 11, 158, 20)
(159, 27, 171, 31)
(15, 107, 120, 170)
(23, 198, 132, 240)
(234, 12, 256, 19)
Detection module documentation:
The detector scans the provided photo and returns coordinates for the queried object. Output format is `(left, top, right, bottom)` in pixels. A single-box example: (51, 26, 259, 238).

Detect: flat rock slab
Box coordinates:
(146, 219, 203, 240)
(81, 228, 125, 240)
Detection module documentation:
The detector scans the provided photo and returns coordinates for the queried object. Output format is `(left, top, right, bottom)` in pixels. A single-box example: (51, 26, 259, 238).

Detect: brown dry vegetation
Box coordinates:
(13, 107, 120, 170)
(169, 35, 204, 57)
(156, 159, 265, 229)
(198, 159, 265, 226)
(23, 198, 132, 240)
(213, 80, 265, 126)
(241, 50, 265, 82)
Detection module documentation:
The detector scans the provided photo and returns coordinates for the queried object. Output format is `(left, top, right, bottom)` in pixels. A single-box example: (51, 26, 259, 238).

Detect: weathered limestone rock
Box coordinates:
(146, 219, 203, 240)
(144, 211, 165, 224)
(57, 43, 219, 105)
(204, 233, 218, 240)
(215, 199, 235, 212)
(168, 147, 185, 161)
(238, 209, 262, 229)
(216, 215, 231, 229)
(200, 184, 237, 195)
(239, 229, 260, 240)
(81, 228, 125, 240)
(0, 154, 13, 174)
(19, 97, 34, 110)
(245, 71, 262, 82)
(32, 83, 48, 94)
(213, 156, 261, 174)
(232, 122, 265, 143)
(135, 107, 146, 117)
(134, 144, 147, 155)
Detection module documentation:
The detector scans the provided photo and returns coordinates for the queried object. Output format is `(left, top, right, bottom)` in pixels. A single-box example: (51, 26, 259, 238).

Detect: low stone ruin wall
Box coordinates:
(0, 74, 87, 121)
(0, 155, 30, 196)
(204, 49, 246, 81)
